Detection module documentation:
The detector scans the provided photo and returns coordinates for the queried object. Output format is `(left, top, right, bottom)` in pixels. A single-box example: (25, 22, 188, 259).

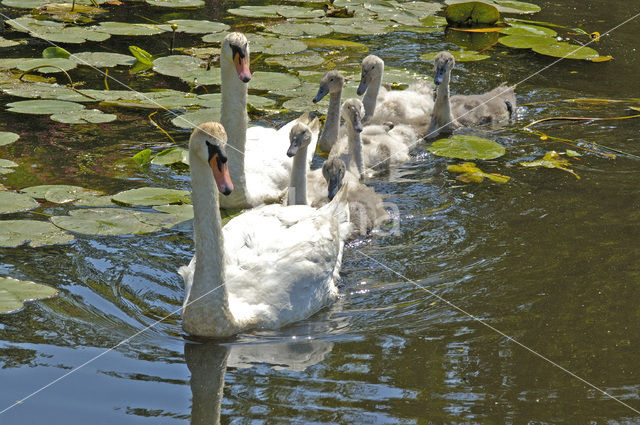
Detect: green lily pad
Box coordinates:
(171, 108, 221, 129)
(498, 34, 553, 49)
(500, 22, 557, 37)
(0, 276, 58, 314)
(16, 58, 77, 74)
(227, 33, 308, 55)
(50, 109, 117, 124)
(196, 93, 275, 109)
(146, 0, 204, 6)
(0, 37, 21, 48)
(158, 19, 229, 34)
(520, 150, 580, 179)
(51, 208, 161, 235)
(428, 135, 505, 160)
(303, 38, 369, 53)
(445, 1, 500, 26)
(532, 42, 600, 60)
(0, 192, 39, 214)
(420, 50, 490, 62)
(71, 52, 136, 68)
(72, 195, 114, 207)
(153, 203, 193, 219)
(43, 46, 71, 59)
(180, 46, 221, 59)
(112, 187, 191, 206)
(21, 184, 103, 204)
(228, 5, 323, 18)
(250, 71, 300, 92)
(6, 100, 84, 115)
(383, 67, 434, 88)
(0, 131, 19, 147)
(96, 22, 165, 36)
(266, 22, 332, 37)
(447, 162, 510, 183)
(445, 0, 540, 14)
(0, 220, 74, 247)
(129, 46, 153, 65)
(2, 82, 91, 102)
(153, 55, 221, 86)
(0, 159, 18, 175)
(265, 53, 325, 69)
(151, 147, 190, 166)
(7, 17, 111, 43)
(133, 148, 152, 165)
(330, 19, 390, 35)
(135, 207, 193, 229)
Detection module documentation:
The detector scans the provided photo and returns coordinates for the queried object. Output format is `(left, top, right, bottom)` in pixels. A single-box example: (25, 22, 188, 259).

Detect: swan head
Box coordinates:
(322, 158, 346, 201)
(189, 122, 234, 196)
(287, 122, 312, 157)
(357, 55, 384, 96)
(313, 71, 344, 103)
(341, 98, 364, 133)
(433, 51, 455, 86)
(222, 32, 251, 83)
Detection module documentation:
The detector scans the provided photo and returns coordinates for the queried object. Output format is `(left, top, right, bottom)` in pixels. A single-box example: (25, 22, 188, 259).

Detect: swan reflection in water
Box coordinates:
(185, 338, 333, 424)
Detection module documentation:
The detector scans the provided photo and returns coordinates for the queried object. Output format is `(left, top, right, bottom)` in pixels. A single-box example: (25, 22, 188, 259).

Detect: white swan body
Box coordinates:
(428, 51, 516, 138)
(180, 122, 350, 338)
(220, 33, 317, 209)
(358, 55, 434, 134)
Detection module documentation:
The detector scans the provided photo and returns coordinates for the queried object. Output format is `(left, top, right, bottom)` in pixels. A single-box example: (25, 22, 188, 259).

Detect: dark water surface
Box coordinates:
(1, 0, 640, 423)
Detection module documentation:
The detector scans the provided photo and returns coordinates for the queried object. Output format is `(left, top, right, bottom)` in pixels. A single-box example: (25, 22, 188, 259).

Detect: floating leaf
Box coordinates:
(0, 159, 18, 175)
(420, 50, 490, 62)
(0, 192, 39, 214)
(129, 46, 153, 65)
(520, 150, 580, 179)
(112, 187, 191, 206)
(42, 46, 71, 59)
(265, 53, 325, 69)
(531, 42, 600, 60)
(330, 19, 390, 35)
(0, 220, 74, 247)
(228, 5, 323, 18)
(133, 148, 152, 165)
(7, 17, 111, 43)
(145, 0, 204, 6)
(96, 22, 165, 36)
(16, 58, 77, 74)
(0, 132, 19, 147)
(445, 0, 540, 14)
(266, 22, 332, 37)
(158, 19, 229, 34)
(171, 108, 220, 129)
(0, 276, 57, 314)
(428, 135, 505, 159)
(6, 100, 84, 115)
(151, 147, 189, 166)
(500, 22, 557, 37)
(153, 55, 221, 85)
(0, 36, 20, 48)
(250, 71, 300, 92)
(445, 1, 500, 26)
(71, 52, 135, 68)
(21, 184, 104, 204)
(248, 34, 308, 55)
(447, 162, 510, 183)
(303, 38, 369, 52)
(50, 109, 117, 124)
(51, 208, 161, 235)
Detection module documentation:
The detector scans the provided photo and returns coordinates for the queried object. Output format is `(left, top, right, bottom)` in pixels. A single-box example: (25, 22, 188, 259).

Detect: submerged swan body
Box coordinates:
(428, 51, 516, 138)
(220, 33, 318, 209)
(180, 122, 351, 338)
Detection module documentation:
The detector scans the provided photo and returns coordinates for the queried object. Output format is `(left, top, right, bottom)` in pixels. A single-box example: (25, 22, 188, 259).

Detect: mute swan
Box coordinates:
(357, 55, 434, 132)
(219, 32, 318, 209)
(331, 98, 411, 178)
(180, 121, 351, 338)
(286, 116, 327, 207)
(428, 51, 516, 138)
(313, 70, 344, 153)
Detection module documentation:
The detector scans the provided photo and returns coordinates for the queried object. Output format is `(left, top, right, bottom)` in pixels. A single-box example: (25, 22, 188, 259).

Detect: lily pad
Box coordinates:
(445, 1, 500, 26)
(158, 19, 229, 34)
(51, 208, 161, 235)
(0, 159, 18, 175)
(50, 109, 117, 124)
(532, 42, 600, 60)
(43, 46, 71, 59)
(112, 187, 191, 206)
(0, 37, 21, 48)
(6, 17, 111, 43)
(71, 52, 136, 68)
(96, 22, 165, 36)
(16, 58, 77, 74)
(265, 53, 325, 69)
(171, 108, 221, 129)
(6, 100, 84, 115)
(21, 184, 103, 204)
(330, 19, 390, 35)
(151, 147, 190, 166)
(445, 0, 540, 14)
(520, 150, 580, 179)
(0, 192, 39, 214)
(304, 38, 369, 53)
(0, 132, 19, 147)
(266, 22, 332, 37)
(250, 71, 300, 92)
(420, 50, 490, 62)
(146, 0, 204, 6)
(196, 93, 276, 109)
(447, 162, 510, 183)
(153, 204, 193, 219)
(498, 34, 553, 49)
(0, 220, 74, 247)
(228, 5, 323, 18)
(428, 135, 505, 160)
(500, 22, 557, 37)
(153, 55, 221, 86)
(0, 277, 57, 314)
(234, 33, 308, 55)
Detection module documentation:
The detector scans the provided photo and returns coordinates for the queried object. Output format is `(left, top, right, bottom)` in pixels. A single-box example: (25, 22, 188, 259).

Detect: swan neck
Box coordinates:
(347, 126, 364, 178)
(183, 150, 237, 335)
(221, 54, 249, 205)
(318, 90, 342, 152)
(288, 145, 308, 205)
(363, 73, 382, 121)
(434, 71, 453, 126)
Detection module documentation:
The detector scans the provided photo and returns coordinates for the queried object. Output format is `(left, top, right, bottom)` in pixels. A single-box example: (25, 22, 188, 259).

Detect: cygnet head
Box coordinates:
(322, 157, 347, 201)
(221, 32, 251, 83)
(189, 122, 234, 196)
(287, 122, 312, 157)
(357, 55, 384, 96)
(433, 51, 455, 86)
(313, 71, 344, 103)
(341, 98, 364, 133)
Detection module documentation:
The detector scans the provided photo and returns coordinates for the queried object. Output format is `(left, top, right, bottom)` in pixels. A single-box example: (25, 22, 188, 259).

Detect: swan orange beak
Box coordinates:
(210, 154, 234, 196)
(234, 52, 251, 83)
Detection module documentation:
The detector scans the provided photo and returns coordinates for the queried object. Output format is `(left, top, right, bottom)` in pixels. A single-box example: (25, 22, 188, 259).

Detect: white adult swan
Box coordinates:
(180, 121, 351, 338)
(357, 55, 434, 132)
(220, 32, 318, 209)
(428, 51, 516, 138)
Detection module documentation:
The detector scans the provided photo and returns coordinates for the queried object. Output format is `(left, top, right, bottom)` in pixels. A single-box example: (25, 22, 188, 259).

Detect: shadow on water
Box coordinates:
(1, 0, 640, 423)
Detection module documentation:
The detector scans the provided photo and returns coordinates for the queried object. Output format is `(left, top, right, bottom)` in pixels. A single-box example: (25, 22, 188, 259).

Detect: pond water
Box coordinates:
(1, 0, 640, 423)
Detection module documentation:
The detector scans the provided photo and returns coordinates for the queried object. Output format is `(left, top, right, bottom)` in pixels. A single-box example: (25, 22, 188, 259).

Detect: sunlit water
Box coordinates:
(1, 0, 640, 423)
